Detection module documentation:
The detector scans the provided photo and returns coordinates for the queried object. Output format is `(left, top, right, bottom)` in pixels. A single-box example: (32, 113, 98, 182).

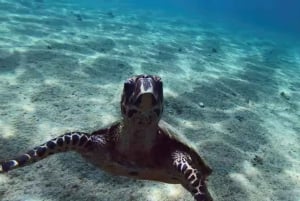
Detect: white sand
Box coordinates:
(0, 1, 300, 201)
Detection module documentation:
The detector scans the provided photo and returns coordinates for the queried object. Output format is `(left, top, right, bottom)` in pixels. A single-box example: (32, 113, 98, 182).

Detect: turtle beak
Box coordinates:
(133, 77, 159, 111)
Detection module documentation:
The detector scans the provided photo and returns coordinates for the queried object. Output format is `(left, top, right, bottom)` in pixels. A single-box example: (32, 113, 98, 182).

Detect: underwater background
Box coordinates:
(0, 0, 299, 201)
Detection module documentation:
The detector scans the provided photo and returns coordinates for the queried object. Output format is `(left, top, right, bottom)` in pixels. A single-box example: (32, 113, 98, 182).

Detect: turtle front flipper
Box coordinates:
(0, 132, 92, 173)
(172, 151, 213, 201)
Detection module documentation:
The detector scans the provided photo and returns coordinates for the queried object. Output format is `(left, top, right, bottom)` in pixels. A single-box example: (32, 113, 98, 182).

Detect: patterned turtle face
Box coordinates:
(121, 75, 163, 125)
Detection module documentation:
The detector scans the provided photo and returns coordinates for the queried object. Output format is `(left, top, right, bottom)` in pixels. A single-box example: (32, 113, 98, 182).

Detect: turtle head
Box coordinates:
(121, 75, 163, 125)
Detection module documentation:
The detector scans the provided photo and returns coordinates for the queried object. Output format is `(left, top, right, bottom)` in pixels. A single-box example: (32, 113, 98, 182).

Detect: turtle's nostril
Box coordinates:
(121, 105, 126, 115)
(128, 109, 138, 118)
(134, 96, 142, 106)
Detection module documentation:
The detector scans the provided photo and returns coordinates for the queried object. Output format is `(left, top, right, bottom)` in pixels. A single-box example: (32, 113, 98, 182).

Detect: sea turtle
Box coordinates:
(0, 74, 213, 201)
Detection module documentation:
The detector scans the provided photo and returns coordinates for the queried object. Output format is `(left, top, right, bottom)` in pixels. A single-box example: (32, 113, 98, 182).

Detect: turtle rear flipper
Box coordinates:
(0, 132, 92, 173)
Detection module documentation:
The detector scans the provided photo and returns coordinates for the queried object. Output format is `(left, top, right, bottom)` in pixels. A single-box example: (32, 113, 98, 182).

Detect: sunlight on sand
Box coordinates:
(241, 161, 260, 177)
(164, 88, 180, 98)
(0, 121, 16, 139)
(230, 172, 256, 191)
(229, 160, 264, 198)
(18, 196, 53, 201)
(147, 184, 184, 201)
(22, 103, 36, 113)
(165, 184, 185, 198)
(37, 122, 63, 141)
(44, 78, 62, 86)
(0, 73, 18, 85)
(147, 186, 164, 201)
(0, 174, 9, 184)
(264, 117, 299, 150)
(21, 99, 36, 113)
(284, 169, 300, 183)
(101, 113, 119, 125)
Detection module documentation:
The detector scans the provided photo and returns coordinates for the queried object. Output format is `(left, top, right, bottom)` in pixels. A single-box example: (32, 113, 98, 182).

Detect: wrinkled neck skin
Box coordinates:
(117, 115, 159, 154)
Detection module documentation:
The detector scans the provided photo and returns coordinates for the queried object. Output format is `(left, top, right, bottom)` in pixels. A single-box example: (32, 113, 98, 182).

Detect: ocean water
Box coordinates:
(0, 0, 300, 201)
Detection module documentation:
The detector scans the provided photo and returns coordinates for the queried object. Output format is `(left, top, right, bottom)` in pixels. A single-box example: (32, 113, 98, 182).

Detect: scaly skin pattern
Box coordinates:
(0, 75, 213, 201)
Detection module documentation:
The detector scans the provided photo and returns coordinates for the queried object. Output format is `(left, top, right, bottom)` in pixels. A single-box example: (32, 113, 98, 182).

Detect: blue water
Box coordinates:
(72, 0, 300, 37)
(180, 0, 300, 34)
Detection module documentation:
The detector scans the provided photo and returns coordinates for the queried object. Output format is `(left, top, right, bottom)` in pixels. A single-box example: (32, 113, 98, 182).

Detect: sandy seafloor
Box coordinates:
(0, 0, 300, 201)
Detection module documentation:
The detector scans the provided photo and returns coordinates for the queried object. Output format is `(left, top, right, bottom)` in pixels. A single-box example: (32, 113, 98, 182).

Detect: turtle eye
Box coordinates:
(153, 76, 161, 81)
(124, 80, 134, 96)
(154, 108, 161, 117)
(155, 81, 163, 101)
(156, 80, 162, 90)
